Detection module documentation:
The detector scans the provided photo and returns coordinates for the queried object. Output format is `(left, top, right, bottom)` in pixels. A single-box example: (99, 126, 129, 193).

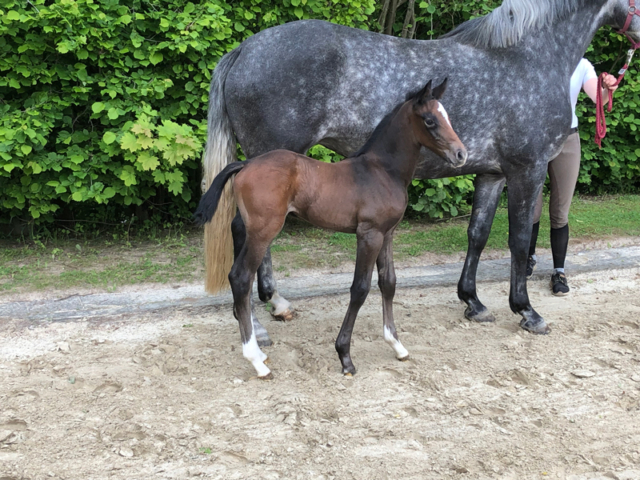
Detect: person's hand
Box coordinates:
(602, 73, 618, 93)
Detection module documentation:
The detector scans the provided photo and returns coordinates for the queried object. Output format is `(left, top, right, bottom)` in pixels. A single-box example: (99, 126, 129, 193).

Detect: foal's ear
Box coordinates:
(414, 79, 433, 105)
(432, 78, 448, 100)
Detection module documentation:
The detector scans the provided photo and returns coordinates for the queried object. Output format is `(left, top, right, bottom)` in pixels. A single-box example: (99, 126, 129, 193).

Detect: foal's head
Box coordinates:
(409, 79, 467, 167)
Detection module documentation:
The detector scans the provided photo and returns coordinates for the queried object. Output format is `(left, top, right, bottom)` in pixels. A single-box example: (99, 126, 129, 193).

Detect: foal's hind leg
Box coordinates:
(377, 233, 409, 361)
(229, 237, 273, 378)
(336, 228, 384, 375)
(232, 211, 293, 329)
(232, 212, 272, 347)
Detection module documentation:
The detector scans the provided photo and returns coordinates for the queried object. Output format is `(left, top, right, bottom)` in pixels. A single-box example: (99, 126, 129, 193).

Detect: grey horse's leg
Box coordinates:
(257, 253, 292, 321)
(458, 173, 506, 323)
(505, 171, 550, 334)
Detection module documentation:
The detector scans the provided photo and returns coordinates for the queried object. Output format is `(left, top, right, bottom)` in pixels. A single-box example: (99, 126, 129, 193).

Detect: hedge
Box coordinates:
(0, 0, 638, 228)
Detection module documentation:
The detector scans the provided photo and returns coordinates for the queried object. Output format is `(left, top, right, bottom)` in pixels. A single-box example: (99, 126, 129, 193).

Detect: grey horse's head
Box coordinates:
(611, 0, 640, 44)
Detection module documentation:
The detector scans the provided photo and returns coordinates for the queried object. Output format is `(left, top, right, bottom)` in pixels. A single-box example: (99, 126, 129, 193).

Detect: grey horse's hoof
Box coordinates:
(269, 292, 293, 322)
(520, 315, 551, 335)
(272, 309, 294, 322)
(464, 305, 496, 323)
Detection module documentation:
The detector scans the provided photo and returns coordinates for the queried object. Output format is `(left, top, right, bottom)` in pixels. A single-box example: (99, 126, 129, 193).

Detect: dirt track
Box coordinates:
(1, 269, 640, 480)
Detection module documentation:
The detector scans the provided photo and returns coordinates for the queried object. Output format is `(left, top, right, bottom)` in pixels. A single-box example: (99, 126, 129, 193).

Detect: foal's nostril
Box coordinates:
(456, 149, 468, 164)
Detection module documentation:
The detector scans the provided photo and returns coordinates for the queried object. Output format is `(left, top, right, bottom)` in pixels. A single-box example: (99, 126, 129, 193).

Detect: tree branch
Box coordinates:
(384, 0, 399, 35)
(378, 0, 391, 33)
(400, 0, 415, 38)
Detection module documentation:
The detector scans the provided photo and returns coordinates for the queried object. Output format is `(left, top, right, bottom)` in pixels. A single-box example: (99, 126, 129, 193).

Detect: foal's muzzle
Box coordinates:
(446, 147, 468, 168)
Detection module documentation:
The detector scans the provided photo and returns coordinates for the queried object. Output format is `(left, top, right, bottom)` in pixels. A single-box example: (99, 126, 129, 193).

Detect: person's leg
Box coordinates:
(547, 132, 581, 295)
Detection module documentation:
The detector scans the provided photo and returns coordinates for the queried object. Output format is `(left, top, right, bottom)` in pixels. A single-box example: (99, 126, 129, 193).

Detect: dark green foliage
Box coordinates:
(0, 0, 374, 226)
(0, 0, 637, 227)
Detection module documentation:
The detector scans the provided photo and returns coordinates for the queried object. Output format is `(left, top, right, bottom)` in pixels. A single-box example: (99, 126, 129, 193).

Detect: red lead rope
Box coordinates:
(594, 66, 628, 148)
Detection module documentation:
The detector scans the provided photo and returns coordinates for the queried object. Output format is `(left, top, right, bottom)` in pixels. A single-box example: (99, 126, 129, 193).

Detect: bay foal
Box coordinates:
(195, 79, 466, 378)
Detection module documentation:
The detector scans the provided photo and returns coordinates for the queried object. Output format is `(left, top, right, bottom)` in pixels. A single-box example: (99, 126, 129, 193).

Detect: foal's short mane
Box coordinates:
(348, 88, 433, 159)
(441, 0, 583, 49)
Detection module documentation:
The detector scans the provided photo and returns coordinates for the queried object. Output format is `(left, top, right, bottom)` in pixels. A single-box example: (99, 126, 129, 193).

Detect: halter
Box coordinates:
(619, 0, 640, 49)
(595, 0, 640, 147)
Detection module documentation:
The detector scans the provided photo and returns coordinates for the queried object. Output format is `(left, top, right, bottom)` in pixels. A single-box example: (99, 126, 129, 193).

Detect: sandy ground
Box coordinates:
(1, 269, 640, 480)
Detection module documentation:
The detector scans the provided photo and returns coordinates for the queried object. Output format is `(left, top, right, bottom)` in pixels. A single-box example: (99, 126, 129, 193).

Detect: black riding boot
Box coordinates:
(550, 225, 569, 296)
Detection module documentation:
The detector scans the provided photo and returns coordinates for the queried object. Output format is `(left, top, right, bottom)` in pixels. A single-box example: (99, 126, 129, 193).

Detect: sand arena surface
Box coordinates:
(1, 269, 640, 479)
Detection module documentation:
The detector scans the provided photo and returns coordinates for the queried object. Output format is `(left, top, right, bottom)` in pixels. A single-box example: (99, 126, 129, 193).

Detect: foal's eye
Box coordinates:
(424, 119, 436, 128)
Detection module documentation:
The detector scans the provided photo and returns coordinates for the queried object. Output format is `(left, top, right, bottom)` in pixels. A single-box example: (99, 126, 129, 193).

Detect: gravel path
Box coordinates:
(1, 246, 639, 323)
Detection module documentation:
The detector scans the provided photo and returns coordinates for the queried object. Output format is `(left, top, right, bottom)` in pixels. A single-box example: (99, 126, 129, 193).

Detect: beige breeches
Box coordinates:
(533, 132, 581, 228)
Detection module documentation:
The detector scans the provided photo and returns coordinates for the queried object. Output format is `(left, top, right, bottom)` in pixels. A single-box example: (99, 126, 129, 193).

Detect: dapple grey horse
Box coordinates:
(202, 0, 640, 346)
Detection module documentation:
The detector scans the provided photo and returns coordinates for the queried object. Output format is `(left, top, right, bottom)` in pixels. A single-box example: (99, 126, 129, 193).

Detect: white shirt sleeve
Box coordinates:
(581, 59, 597, 88)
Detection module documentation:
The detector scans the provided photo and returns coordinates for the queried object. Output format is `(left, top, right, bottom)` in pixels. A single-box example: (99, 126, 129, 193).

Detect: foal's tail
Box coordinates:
(201, 47, 243, 293)
(194, 162, 245, 226)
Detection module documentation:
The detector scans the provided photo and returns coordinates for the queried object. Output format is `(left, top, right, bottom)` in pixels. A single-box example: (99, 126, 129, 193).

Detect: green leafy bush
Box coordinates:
(409, 176, 475, 218)
(0, 0, 233, 223)
(0, 0, 374, 227)
(1, 0, 638, 229)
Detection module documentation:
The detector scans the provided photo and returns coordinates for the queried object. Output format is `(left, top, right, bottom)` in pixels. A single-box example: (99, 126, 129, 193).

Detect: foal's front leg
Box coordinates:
(377, 232, 409, 361)
(335, 228, 384, 375)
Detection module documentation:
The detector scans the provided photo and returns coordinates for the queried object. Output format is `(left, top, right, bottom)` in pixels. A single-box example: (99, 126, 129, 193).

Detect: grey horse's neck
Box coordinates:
(531, 2, 611, 73)
(443, 0, 609, 49)
(461, 1, 613, 81)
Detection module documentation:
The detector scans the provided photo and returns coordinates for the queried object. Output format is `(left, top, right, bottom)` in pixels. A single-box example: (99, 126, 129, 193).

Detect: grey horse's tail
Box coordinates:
(202, 47, 242, 294)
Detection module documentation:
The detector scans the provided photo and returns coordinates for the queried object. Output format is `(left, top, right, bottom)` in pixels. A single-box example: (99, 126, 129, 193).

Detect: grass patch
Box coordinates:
(0, 234, 204, 296)
(1, 195, 639, 297)
(392, 194, 640, 258)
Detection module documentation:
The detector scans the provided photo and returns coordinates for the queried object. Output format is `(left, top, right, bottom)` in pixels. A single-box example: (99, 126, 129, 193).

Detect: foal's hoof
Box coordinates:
(272, 308, 294, 322)
(258, 372, 274, 381)
(520, 317, 551, 335)
(257, 336, 273, 348)
(397, 355, 410, 362)
(464, 305, 496, 323)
